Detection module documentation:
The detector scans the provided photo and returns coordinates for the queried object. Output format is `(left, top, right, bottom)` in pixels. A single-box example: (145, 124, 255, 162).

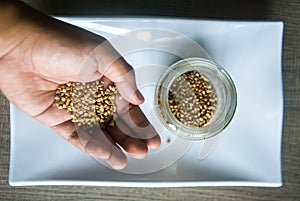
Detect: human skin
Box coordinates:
(0, 0, 160, 169)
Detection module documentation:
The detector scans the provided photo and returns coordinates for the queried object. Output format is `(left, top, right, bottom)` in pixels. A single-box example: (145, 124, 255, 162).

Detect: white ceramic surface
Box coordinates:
(9, 18, 284, 187)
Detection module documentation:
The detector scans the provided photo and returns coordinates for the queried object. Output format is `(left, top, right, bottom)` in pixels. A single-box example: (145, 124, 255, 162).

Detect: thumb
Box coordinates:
(93, 41, 144, 105)
(103, 57, 144, 105)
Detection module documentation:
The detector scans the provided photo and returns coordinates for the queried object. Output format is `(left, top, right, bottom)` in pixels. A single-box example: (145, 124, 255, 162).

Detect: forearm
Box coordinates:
(0, 0, 51, 58)
(0, 1, 26, 57)
(0, 1, 38, 93)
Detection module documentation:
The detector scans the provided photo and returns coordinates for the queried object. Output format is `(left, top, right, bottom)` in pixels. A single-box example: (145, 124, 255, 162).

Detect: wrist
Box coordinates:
(0, 1, 38, 91)
(0, 1, 22, 56)
(0, 1, 43, 58)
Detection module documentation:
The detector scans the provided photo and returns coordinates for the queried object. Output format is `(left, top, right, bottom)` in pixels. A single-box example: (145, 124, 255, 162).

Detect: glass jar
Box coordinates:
(155, 58, 237, 140)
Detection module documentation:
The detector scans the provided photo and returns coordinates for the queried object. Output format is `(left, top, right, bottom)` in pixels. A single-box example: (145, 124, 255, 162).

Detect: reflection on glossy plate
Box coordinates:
(9, 17, 284, 187)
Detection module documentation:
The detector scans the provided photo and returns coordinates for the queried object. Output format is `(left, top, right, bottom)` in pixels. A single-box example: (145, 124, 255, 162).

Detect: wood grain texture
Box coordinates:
(1, 0, 300, 200)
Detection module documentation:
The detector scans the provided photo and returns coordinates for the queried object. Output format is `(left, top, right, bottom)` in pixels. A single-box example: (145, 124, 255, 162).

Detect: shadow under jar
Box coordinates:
(155, 58, 237, 140)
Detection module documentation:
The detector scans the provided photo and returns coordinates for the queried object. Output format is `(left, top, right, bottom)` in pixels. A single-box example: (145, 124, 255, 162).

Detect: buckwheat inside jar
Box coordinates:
(167, 70, 217, 128)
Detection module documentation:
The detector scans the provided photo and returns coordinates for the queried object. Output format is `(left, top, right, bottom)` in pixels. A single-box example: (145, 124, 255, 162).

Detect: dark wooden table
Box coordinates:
(1, 0, 299, 200)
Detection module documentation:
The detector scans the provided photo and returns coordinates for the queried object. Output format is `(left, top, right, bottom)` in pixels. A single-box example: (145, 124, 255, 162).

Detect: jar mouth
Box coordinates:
(155, 58, 237, 140)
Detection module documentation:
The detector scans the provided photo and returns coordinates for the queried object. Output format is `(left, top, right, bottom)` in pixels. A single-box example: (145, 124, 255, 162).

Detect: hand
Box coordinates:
(0, 1, 160, 169)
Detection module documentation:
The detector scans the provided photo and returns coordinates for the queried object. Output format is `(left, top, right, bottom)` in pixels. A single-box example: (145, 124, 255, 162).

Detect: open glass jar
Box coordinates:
(155, 58, 237, 140)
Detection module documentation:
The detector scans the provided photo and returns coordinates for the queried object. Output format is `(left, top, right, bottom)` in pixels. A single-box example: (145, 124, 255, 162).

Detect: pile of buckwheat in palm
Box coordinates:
(53, 81, 118, 129)
(167, 70, 217, 127)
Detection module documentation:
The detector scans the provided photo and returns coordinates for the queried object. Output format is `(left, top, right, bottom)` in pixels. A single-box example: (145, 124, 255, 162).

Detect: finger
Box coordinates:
(95, 43, 144, 105)
(108, 118, 148, 159)
(79, 128, 127, 170)
(115, 94, 161, 149)
(111, 117, 160, 149)
(75, 125, 127, 170)
(144, 133, 161, 149)
(51, 121, 127, 169)
(98, 74, 158, 148)
(107, 59, 144, 105)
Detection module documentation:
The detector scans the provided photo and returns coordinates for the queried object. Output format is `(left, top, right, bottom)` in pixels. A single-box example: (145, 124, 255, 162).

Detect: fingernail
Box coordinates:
(131, 153, 147, 159)
(147, 135, 161, 149)
(136, 90, 144, 101)
(113, 163, 127, 170)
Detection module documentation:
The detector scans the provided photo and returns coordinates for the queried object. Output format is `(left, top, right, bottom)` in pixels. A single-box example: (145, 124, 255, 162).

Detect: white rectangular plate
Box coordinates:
(9, 17, 284, 187)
